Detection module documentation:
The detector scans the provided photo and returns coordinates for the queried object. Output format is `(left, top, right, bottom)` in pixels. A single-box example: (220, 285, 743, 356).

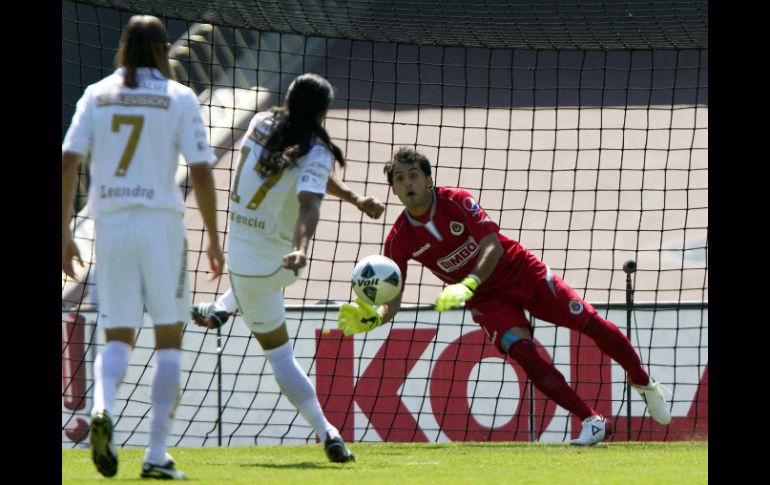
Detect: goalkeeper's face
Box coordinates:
(391, 161, 433, 214)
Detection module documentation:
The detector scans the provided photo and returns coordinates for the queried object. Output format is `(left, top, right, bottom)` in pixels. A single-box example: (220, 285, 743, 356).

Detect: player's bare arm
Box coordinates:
(284, 191, 323, 274)
(326, 171, 385, 219)
(378, 290, 403, 325)
(62, 151, 85, 279)
(468, 232, 504, 284)
(435, 232, 503, 311)
(189, 163, 224, 279)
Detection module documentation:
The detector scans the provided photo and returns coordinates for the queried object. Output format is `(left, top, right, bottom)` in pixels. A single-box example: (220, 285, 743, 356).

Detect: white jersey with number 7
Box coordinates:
(62, 67, 214, 218)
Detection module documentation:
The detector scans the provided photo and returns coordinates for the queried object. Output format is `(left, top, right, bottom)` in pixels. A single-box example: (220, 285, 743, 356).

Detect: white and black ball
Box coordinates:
(351, 255, 402, 305)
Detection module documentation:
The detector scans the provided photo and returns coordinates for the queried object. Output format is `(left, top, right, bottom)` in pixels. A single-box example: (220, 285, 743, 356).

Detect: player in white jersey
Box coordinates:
(195, 73, 367, 463)
(191, 167, 386, 328)
(62, 15, 223, 480)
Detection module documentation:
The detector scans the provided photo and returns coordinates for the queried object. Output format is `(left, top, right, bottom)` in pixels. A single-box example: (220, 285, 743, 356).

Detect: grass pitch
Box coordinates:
(62, 440, 707, 484)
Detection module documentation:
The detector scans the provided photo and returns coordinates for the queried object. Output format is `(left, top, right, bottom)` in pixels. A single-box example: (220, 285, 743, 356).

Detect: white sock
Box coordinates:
(264, 341, 339, 440)
(91, 341, 131, 416)
(217, 288, 236, 313)
(146, 349, 181, 465)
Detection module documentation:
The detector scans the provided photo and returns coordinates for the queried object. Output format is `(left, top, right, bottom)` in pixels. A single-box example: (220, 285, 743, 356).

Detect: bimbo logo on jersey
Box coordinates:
(437, 237, 479, 272)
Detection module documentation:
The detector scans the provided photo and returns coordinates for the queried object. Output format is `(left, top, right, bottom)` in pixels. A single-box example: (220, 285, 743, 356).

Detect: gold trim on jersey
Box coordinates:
(176, 239, 187, 299)
(248, 126, 269, 146)
(229, 210, 267, 230)
(97, 93, 171, 109)
(99, 184, 155, 199)
(246, 167, 285, 210)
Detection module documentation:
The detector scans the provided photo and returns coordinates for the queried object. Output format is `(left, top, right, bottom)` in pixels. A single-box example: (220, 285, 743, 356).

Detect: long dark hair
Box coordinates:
(116, 15, 174, 88)
(258, 73, 345, 177)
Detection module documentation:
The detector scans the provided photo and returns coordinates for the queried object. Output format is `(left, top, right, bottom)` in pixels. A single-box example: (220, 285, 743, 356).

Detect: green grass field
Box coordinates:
(62, 441, 707, 484)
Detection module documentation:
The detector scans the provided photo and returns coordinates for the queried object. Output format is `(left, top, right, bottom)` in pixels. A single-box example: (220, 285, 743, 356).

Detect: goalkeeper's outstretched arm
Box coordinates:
(467, 233, 504, 283)
(378, 291, 403, 326)
(434, 233, 503, 311)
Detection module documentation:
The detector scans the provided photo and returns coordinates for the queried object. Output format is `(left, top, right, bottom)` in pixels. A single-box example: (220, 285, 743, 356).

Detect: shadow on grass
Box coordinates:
(243, 462, 332, 470)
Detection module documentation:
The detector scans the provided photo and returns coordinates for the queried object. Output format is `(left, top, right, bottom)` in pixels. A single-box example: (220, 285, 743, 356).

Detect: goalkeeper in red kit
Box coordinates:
(338, 147, 672, 445)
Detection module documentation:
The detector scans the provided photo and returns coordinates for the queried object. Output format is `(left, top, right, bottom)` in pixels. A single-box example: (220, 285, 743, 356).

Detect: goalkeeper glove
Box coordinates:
(338, 298, 384, 336)
(434, 274, 480, 311)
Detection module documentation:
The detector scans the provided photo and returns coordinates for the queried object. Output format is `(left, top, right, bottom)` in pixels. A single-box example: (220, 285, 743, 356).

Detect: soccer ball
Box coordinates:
(351, 255, 402, 305)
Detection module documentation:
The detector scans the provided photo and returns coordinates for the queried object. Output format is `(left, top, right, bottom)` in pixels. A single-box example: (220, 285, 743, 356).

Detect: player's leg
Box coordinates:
(191, 287, 235, 328)
(92, 329, 134, 420)
(525, 268, 671, 425)
(505, 327, 599, 421)
(90, 212, 143, 477)
(580, 312, 671, 424)
(219, 288, 236, 312)
(90, 329, 133, 478)
(471, 300, 599, 423)
(254, 324, 355, 462)
(470, 298, 611, 445)
(139, 210, 189, 479)
(140, 323, 186, 480)
(233, 271, 355, 462)
(505, 328, 613, 444)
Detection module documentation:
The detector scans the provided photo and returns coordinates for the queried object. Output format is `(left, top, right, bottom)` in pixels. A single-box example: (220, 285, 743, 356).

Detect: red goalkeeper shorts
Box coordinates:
(467, 266, 596, 354)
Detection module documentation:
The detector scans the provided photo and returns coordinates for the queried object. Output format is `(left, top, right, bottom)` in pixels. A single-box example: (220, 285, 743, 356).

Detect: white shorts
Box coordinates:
(94, 208, 189, 328)
(229, 267, 300, 334)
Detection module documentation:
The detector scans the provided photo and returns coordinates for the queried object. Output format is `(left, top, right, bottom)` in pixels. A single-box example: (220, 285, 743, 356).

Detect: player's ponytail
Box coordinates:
(312, 124, 346, 167)
(258, 73, 344, 177)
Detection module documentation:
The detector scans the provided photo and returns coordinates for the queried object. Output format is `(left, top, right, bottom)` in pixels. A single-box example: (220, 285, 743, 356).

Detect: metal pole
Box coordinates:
(216, 329, 223, 446)
(528, 316, 535, 442)
(622, 259, 636, 441)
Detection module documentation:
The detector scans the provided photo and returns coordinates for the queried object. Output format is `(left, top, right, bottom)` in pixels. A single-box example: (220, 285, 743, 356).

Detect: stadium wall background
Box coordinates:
(64, 303, 707, 446)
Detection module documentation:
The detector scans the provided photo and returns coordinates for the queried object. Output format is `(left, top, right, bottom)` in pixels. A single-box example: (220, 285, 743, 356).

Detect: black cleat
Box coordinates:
(90, 410, 118, 477)
(191, 302, 231, 330)
(140, 457, 187, 480)
(324, 434, 355, 463)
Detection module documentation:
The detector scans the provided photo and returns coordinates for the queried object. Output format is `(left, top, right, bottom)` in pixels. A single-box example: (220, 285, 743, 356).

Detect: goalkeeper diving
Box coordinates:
(338, 147, 673, 446)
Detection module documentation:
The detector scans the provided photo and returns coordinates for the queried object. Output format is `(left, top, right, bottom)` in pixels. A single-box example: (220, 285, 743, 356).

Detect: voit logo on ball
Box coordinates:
(352, 255, 403, 305)
(357, 263, 380, 302)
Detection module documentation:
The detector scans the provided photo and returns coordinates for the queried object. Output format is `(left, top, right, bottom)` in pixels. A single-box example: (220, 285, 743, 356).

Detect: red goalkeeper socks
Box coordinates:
(507, 339, 595, 420)
(581, 314, 650, 386)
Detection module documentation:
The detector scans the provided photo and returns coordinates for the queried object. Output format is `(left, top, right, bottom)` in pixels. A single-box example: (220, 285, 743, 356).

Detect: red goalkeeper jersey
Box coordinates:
(384, 186, 535, 300)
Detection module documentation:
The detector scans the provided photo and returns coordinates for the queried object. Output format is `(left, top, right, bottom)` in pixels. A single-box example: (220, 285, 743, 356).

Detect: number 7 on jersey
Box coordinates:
(112, 114, 144, 177)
